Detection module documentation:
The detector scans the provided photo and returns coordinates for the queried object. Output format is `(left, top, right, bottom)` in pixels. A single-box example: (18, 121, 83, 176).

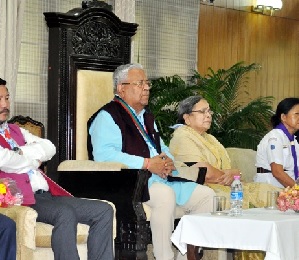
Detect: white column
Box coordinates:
(114, 0, 136, 61)
(0, 0, 26, 116)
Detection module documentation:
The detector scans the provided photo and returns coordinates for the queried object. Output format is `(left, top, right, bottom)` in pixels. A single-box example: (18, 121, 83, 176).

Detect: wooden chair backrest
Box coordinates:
(8, 115, 45, 138)
(76, 70, 114, 160)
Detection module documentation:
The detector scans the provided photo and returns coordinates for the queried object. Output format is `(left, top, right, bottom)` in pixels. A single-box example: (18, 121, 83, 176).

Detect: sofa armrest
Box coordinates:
(58, 160, 128, 171)
(0, 206, 37, 251)
(175, 164, 207, 185)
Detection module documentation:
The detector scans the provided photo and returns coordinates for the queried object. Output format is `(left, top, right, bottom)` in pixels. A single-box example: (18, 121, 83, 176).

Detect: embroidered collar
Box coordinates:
(113, 95, 157, 150)
(0, 121, 8, 135)
(0, 121, 18, 149)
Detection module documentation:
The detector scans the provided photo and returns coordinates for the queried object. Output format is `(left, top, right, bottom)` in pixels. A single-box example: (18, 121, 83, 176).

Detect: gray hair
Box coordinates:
(112, 63, 143, 93)
(177, 95, 204, 123)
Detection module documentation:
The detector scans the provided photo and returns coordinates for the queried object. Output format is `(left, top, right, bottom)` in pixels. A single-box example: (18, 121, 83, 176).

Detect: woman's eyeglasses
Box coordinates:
(191, 109, 214, 116)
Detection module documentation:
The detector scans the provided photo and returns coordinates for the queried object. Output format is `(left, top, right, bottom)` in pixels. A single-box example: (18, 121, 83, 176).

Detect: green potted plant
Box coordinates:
(148, 75, 198, 144)
(191, 62, 274, 149)
(149, 62, 274, 149)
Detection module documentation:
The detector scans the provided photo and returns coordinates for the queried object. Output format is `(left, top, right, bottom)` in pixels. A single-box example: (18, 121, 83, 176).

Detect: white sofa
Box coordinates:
(3, 115, 117, 260)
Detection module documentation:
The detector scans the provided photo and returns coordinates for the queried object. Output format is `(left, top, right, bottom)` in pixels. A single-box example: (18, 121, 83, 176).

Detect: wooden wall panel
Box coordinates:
(198, 3, 299, 109)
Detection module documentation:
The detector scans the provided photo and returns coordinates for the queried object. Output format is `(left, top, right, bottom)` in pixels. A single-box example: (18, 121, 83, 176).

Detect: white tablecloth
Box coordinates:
(171, 208, 299, 260)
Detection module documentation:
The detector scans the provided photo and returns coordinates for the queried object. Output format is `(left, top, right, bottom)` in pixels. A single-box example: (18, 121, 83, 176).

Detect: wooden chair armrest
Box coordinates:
(58, 160, 128, 171)
(176, 166, 207, 184)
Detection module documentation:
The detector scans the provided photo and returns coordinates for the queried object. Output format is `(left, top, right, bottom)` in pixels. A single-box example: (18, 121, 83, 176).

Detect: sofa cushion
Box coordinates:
(35, 222, 89, 247)
(58, 160, 127, 171)
(35, 199, 116, 248)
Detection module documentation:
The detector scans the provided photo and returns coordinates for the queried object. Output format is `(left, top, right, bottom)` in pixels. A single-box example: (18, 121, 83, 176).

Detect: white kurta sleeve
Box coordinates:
(0, 127, 56, 173)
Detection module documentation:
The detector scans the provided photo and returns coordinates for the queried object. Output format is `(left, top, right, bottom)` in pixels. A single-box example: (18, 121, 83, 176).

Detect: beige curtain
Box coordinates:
(114, 0, 135, 23)
(134, 0, 200, 78)
(114, 0, 136, 61)
(0, 0, 26, 116)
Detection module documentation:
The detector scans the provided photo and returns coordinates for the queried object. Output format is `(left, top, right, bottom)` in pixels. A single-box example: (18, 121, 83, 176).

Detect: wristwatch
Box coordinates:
(12, 147, 21, 154)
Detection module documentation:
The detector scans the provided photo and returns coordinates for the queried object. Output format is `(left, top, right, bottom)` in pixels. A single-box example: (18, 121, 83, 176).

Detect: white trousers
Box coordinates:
(144, 183, 215, 260)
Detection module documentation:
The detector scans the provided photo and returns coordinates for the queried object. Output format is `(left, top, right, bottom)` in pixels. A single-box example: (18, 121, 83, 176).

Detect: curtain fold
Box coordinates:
(114, 0, 136, 61)
(114, 0, 135, 23)
(0, 0, 26, 116)
(134, 0, 200, 79)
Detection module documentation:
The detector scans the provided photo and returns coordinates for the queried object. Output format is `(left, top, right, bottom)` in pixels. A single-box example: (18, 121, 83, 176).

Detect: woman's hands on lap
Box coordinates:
(190, 162, 241, 186)
(217, 169, 241, 186)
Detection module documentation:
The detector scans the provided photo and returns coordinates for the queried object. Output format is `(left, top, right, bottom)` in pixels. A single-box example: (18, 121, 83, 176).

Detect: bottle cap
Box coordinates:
(234, 175, 240, 180)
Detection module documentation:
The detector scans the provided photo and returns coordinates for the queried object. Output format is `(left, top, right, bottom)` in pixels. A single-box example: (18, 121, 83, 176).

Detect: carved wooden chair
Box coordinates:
(44, 2, 204, 259)
(55, 69, 152, 258)
(44, 2, 150, 257)
(8, 115, 45, 138)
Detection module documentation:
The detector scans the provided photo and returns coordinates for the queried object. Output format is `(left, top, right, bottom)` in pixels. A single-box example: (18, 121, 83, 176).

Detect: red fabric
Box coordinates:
(0, 134, 10, 149)
(0, 172, 36, 205)
(41, 172, 72, 197)
(8, 124, 26, 146)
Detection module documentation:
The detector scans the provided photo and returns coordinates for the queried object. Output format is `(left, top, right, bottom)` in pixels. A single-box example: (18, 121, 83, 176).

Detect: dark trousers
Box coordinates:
(31, 193, 114, 260)
(0, 214, 16, 260)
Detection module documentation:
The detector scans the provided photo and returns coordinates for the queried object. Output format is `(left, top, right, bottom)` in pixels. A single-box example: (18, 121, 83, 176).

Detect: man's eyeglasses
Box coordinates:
(121, 80, 152, 89)
(191, 109, 214, 116)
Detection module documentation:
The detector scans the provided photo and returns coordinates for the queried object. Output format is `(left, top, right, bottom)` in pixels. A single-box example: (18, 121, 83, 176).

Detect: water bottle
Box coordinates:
(230, 175, 243, 216)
